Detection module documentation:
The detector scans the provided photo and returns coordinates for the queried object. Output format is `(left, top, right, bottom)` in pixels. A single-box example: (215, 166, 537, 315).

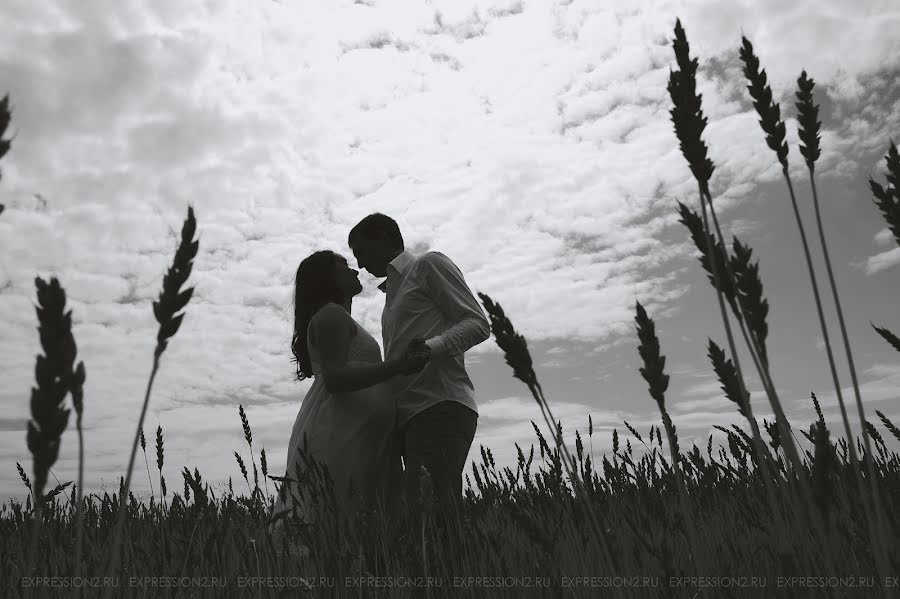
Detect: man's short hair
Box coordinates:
(348, 213, 404, 250)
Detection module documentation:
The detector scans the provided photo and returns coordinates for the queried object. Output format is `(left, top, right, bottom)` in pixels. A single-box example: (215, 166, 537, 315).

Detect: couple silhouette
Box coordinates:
(271, 213, 490, 541)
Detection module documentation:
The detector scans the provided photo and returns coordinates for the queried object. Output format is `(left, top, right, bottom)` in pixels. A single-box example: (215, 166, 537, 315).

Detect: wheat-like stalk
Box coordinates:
(670, 26, 842, 526)
(25, 277, 80, 577)
(477, 291, 616, 570)
(238, 404, 260, 497)
(792, 68, 889, 553)
(103, 206, 197, 595)
(669, 21, 836, 569)
(867, 141, 900, 248)
(155, 425, 166, 499)
(634, 300, 704, 570)
(672, 86, 786, 492)
(707, 339, 784, 527)
(154, 424, 168, 571)
(875, 411, 900, 444)
(70, 358, 86, 584)
(0, 93, 11, 216)
(27, 278, 75, 499)
(679, 202, 783, 529)
(140, 428, 155, 502)
(868, 141, 900, 357)
(260, 447, 270, 502)
(871, 324, 900, 354)
(810, 421, 835, 523)
(670, 22, 802, 477)
(739, 36, 847, 476)
(17, 462, 33, 499)
(730, 237, 769, 367)
(235, 451, 252, 497)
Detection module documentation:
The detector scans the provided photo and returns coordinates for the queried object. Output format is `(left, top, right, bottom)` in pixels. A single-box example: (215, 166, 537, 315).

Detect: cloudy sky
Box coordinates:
(1, 0, 899, 505)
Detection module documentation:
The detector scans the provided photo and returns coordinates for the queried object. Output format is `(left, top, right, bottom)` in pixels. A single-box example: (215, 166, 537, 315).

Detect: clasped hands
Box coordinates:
(398, 336, 431, 374)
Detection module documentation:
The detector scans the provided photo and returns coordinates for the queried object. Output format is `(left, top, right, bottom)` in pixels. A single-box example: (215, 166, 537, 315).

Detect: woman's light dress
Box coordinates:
(275, 306, 401, 527)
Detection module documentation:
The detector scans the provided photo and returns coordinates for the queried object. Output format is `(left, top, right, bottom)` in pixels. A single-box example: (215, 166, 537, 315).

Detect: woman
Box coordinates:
(273, 250, 428, 533)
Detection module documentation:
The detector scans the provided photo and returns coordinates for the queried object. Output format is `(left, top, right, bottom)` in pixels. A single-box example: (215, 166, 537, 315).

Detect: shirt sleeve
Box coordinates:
(420, 252, 491, 359)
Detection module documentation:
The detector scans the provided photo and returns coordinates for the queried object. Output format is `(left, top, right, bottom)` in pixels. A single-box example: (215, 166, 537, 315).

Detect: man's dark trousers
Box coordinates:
(400, 400, 477, 527)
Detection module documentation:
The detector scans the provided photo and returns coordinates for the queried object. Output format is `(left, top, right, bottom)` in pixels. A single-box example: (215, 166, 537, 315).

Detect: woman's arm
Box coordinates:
(324, 360, 407, 394)
(310, 304, 426, 394)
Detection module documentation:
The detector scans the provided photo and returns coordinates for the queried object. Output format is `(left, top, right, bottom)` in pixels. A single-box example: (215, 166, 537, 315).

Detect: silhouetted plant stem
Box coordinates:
(635, 301, 705, 574)
(103, 207, 197, 597)
(670, 21, 833, 568)
(806, 171, 893, 580)
(478, 292, 620, 583)
(668, 20, 802, 481)
(701, 186, 801, 469)
(740, 38, 888, 584)
(797, 78, 893, 575)
(72, 362, 85, 591)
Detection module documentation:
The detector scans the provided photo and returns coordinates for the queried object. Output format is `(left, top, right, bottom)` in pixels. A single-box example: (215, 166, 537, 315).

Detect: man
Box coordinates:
(348, 213, 490, 526)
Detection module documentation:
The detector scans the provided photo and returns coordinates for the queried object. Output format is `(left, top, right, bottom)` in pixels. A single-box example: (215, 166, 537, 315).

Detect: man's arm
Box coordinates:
(419, 252, 490, 359)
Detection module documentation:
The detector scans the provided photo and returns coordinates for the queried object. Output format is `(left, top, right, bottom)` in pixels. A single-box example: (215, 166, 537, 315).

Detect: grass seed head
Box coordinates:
(795, 70, 822, 168)
(235, 451, 249, 483)
(624, 421, 643, 444)
(730, 236, 769, 365)
(152, 206, 198, 358)
(634, 301, 670, 408)
(17, 462, 32, 492)
(668, 20, 715, 194)
(707, 339, 750, 419)
(811, 392, 825, 426)
(27, 277, 78, 499)
(739, 37, 789, 169)
(677, 201, 738, 313)
(763, 419, 781, 452)
(239, 404, 252, 447)
(867, 141, 900, 247)
(0, 93, 11, 190)
(478, 292, 537, 387)
(661, 411, 679, 454)
(875, 410, 900, 443)
(871, 323, 900, 354)
(71, 361, 85, 421)
(864, 421, 885, 450)
(155, 425, 164, 471)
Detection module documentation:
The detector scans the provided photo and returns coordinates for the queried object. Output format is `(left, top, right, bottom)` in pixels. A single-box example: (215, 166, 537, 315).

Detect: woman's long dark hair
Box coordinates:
(292, 250, 346, 380)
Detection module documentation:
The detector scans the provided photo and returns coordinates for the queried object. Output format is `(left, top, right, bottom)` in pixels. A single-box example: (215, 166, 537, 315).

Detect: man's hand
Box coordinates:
(397, 336, 431, 375)
(408, 336, 431, 354)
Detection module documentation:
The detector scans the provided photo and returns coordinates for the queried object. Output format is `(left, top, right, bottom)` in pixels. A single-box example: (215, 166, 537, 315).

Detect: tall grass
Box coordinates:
(3, 17, 900, 599)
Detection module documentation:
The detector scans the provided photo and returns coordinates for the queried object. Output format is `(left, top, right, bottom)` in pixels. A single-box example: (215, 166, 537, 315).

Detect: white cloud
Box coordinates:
(860, 247, 900, 275)
(874, 228, 897, 248)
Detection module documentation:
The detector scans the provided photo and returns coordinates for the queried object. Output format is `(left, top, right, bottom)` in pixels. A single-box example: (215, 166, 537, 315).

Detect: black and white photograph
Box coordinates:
(1, 1, 899, 597)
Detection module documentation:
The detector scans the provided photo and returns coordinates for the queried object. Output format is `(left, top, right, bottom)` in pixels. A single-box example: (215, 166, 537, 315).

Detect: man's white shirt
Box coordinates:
(378, 250, 490, 428)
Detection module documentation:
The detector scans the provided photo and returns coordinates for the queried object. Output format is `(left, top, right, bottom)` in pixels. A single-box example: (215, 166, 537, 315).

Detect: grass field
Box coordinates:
(2, 19, 899, 599)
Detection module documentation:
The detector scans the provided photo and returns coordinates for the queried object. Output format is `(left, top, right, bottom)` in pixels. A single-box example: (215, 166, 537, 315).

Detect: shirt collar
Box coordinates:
(377, 250, 415, 293)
